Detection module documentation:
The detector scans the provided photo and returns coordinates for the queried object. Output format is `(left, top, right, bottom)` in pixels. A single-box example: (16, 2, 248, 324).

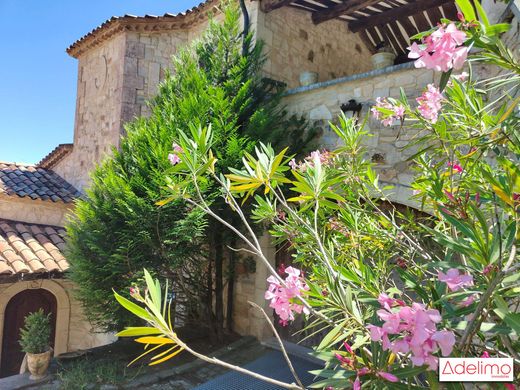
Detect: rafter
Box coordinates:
(261, 0, 295, 12)
(312, 0, 382, 25)
(349, 0, 451, 32)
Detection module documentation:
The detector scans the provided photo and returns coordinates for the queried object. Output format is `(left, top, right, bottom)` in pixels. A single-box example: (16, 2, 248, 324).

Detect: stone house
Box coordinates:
(1, 0, 518, 377)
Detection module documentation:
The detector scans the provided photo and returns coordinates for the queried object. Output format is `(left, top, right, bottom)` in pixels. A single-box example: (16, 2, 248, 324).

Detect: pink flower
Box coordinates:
(416, 84, 443, 123)
(481, 351, 490, 358)
(168, 143, 183, 165)
(265, 266, 309, 323)
(172, 143, 182, 153)
(335, 353, 352, 366)
(367, 298, 455, 371)
(278, 319, 289, 327)
(438, 269, 473, 291)
(483, 264, 495, 275)
(343, 341, 353, 354)
(431, 330, 455, 356)
(460, 294, 476, 307)
(447, 161, 463, 173)
(353, 376, 361, 390)
(289, 159, 298, 170)
(408, 23, 468, 72)
(378, 371, 399, 383)
(371, 97, 405, 127)
(168, 153, 181, 165)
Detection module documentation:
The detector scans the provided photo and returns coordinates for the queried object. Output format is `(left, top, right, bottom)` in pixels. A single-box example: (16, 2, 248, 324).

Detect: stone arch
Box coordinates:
(0, 279, 70, 369)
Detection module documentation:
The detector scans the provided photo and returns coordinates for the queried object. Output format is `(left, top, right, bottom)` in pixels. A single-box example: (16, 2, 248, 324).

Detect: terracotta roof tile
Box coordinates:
(37, 144, 73, 170)
(0, 162, 81, 203)
(0, 219, 69, 276)
(66, 0, 219, 58)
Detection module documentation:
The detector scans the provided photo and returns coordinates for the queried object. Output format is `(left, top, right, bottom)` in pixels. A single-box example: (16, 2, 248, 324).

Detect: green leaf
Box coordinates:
(117, 327, 163, 337)
(473, 0, 489, 26)
(392, 365, 427, 378)
(317, 320, 346, 350)
(144, 269, 161, 309)
(308, 369, 356, 379)
(504, 313, 520, 335)
(114, 291, 152, 321)
(308, 377, 355, 388)
(439, 69, 453, 92)
(455, 0, 476, 21)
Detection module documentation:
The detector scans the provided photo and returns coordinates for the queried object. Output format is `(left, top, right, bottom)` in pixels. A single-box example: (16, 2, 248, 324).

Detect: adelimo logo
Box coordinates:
(439, 358, 514, 382)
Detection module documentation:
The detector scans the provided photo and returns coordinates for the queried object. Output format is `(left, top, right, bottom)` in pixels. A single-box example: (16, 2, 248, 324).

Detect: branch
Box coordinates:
(248, 301, 305, 390)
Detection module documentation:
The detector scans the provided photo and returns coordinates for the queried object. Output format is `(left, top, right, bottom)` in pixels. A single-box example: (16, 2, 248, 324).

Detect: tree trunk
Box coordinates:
(207, 226, 217, 343)
(226, 240, 236, 332)
(214, 227, 225, 342)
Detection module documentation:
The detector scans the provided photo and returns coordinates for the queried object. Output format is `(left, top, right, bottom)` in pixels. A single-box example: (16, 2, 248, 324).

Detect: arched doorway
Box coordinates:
(0, 289, 57, 378)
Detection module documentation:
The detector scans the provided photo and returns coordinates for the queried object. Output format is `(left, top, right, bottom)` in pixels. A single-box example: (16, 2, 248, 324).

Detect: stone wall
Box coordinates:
(0, 278, 114, 370)
(232, 233, 276, 340)
(256, 5, 373, 88)
(123, 30, 189, 119)
(0, 195, 72, 227)
(282, 63, 440, 207)
(54, 34, 127, 190)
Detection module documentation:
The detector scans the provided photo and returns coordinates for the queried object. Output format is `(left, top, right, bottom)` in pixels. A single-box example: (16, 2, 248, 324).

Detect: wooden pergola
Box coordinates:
(260, 0, 458, 61)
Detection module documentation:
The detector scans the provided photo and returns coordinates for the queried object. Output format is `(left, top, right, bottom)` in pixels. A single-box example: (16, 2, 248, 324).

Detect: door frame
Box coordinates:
(0, 280, 70, 372)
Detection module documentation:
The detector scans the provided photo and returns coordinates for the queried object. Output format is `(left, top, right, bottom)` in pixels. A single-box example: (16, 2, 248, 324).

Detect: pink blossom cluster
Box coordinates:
(265, 266, 309, 325)
(447, 161, 463, 173)
(416, 84, 444, 123)
(438, 268, 473, 291)
(371, 97, 405, 127)
(168, 143, 183, 165)
(289, 149, 332, 171)
(408, 23, 468, 72)
(438, 268, 476, 306)
(367, 294, 455, 370)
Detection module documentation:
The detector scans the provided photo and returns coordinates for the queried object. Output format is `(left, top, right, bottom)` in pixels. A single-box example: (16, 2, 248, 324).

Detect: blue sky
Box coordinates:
(0, 0, 199, 164)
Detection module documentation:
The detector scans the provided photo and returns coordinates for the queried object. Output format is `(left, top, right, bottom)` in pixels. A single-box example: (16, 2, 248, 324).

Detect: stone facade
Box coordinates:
(257, 5, 373, 88)
(282, 63, 440, 207)
(0, 195, 72, 227)
(54, 34, 127, 190)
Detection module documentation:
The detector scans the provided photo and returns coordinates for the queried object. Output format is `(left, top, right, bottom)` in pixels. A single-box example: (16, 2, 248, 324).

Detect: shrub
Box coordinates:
(114, 1, 520, 387)
(19, 309, 51, 354)
(67, 1, 312, 334)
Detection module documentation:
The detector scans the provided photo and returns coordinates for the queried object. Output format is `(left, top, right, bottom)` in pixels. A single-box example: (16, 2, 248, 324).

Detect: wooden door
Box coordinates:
(0, 289, 57, 378)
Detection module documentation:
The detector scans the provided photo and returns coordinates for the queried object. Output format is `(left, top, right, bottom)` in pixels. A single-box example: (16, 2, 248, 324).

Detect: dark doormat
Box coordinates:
(193, 350, 320, 389)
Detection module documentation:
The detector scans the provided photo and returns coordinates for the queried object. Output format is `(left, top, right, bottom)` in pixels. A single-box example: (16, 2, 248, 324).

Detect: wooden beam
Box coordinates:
(261, 0, 294, 12)
(349, 0, 452, 32)
(312, 0, 382, 25)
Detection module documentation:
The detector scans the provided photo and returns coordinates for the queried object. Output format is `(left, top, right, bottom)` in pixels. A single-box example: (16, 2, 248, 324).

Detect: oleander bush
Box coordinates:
(114, 1, 519, 388)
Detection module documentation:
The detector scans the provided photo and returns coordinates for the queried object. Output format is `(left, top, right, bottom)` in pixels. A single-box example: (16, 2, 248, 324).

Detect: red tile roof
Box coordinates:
(0, 162, 81, 203)
(67, 0, 219, 58)
(0, 219, 68, 275)
(37, 143, 73, 170)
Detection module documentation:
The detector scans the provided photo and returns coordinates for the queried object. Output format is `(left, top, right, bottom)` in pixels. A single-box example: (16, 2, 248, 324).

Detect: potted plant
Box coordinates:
(19, 309, 52, 380)
(371, 42, 396, 69)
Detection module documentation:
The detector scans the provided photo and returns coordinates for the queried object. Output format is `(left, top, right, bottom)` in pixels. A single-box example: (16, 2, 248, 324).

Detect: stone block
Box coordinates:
(374, 87, 390, 98)
(124, 57, 138, 75)
(397, 173, 414, 186)
(121, 87, 136, 104)
(126, 41, 145, 58)
(309, 104, 333, 120)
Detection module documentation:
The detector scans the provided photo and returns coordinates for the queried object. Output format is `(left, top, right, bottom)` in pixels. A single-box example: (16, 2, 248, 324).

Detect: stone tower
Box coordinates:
(46, 2, 218, 190)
